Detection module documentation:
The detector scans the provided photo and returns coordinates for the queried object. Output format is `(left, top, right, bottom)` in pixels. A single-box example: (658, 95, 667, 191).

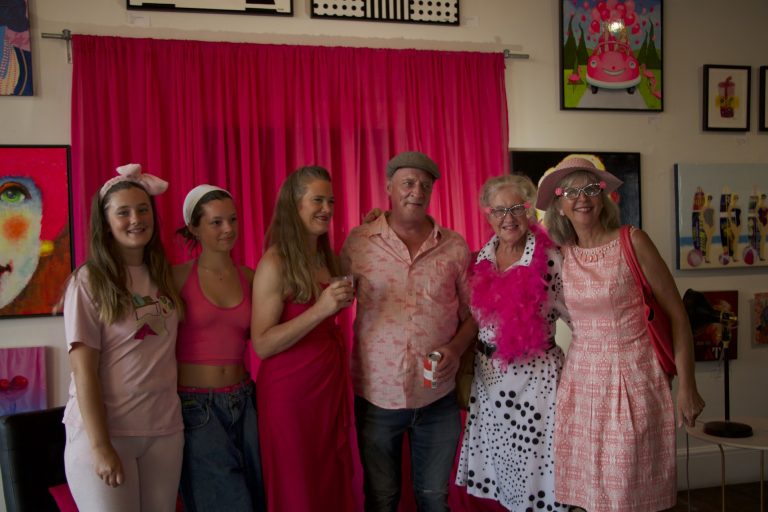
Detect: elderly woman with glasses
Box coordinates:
(455, 174, 569, 512)
(537, 156, 704, 512)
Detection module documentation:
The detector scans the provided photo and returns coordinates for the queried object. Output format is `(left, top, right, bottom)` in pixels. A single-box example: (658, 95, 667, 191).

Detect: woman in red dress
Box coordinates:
(251, 166, 355, 512)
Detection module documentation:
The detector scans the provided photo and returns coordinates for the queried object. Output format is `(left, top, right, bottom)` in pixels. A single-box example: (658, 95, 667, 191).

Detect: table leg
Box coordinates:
(760, 450, 764, 512)
(719, 444, 725, 512)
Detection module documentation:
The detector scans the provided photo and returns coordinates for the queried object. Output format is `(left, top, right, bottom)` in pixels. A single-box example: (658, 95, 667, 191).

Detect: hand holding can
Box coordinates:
(423, 351, 442, 389)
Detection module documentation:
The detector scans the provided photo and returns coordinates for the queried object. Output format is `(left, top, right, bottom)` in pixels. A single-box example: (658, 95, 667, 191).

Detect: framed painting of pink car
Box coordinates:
(560, 0, 663, 111)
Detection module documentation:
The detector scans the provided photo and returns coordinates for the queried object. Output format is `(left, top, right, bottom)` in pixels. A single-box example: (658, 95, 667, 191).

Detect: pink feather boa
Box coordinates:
(470, 224, 554, 364)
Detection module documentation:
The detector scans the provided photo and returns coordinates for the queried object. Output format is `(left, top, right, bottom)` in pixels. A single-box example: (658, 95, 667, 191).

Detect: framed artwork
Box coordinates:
(559, 0, 663, 111)
(510, 149, 642, 227)
(674, 163, 768, 270)
(0, 146, 73, 318)
(126, 0, 292, 16)
(311, 0, 459, 25)
(0, 0, 33, 96)
(0, 347, 46, 415)
(755, 293, 768, 345)
(759, 66, 768, 132)
(703, 65, 751, 131)
(692, 291, 738, 362)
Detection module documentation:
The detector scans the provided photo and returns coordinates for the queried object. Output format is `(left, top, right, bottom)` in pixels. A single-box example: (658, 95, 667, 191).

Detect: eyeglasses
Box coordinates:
(555, 182, 605, 200)
(483, 202, 530, 219)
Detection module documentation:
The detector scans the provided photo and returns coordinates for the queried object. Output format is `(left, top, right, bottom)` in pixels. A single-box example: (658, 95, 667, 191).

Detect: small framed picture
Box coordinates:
(755, 292, 768, 344)
(703, 65, 751, 132)
(759, 66, 768, 132)
(691, 290, 738, 361)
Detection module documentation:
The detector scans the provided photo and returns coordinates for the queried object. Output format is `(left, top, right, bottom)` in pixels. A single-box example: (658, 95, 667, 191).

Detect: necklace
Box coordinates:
(198, 264, 235, 281)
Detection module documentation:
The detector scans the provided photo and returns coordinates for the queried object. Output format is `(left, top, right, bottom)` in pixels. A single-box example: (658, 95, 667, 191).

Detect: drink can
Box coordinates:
(423, 351, 442, 389)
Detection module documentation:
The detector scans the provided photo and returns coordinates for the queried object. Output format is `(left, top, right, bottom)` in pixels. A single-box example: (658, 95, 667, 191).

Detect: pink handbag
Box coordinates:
(619, 225, 677, 377)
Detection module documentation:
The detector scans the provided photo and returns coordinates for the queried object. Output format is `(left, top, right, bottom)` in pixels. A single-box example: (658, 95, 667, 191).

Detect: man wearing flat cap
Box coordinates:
(341, 151, 475, 511)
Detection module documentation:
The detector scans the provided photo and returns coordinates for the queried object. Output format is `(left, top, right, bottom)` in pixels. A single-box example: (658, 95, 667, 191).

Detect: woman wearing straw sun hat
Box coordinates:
(537, 155, 704, 512)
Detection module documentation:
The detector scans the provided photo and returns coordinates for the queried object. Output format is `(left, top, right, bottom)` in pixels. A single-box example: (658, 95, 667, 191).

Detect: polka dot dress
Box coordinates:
(456, 232, 569, 512)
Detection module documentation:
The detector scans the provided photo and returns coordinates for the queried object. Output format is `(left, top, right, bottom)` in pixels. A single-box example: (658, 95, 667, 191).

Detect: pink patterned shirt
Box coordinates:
(341, 214, 471, 409)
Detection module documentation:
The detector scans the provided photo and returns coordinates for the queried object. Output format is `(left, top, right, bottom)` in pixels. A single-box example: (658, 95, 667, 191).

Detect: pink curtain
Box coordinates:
(71, 35, 509, 511)
(71, 35, 507, 264)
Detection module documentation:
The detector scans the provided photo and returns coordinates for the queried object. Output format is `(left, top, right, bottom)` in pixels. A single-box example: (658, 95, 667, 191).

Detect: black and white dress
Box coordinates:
(455, 231, 570, 512)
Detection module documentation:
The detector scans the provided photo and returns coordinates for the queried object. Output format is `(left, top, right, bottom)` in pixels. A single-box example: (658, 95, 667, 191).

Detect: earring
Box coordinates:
(559, 210, 565, 216)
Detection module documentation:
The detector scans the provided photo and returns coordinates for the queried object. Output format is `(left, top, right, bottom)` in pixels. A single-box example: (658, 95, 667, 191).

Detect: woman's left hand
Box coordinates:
(676, 386, 706, 428)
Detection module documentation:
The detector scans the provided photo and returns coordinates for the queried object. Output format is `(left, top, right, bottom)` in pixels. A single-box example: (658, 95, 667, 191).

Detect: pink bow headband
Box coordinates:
(99, 164, 169, 200)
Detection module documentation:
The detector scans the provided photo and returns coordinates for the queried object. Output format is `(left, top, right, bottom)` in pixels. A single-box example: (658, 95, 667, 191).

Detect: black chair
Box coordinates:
(0, 407, 66, 512)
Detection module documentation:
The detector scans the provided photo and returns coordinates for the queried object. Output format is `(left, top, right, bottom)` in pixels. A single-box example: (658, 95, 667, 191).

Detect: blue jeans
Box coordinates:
(355, 392, 461, 512)
(178, 380, 266, 512)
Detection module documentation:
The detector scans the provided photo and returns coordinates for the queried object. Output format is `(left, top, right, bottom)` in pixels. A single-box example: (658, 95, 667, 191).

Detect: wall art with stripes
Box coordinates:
(311, 0, 459, 25)
(127, 0, 292, 16)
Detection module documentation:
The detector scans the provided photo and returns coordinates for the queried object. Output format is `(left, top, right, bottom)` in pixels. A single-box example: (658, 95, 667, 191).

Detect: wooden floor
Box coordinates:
(664, 481, 763, 512)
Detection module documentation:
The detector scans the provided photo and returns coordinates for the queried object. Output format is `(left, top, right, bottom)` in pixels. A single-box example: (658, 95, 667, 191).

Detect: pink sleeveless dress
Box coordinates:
(554, 236, 676, 512)
(256, 297, 354, 512)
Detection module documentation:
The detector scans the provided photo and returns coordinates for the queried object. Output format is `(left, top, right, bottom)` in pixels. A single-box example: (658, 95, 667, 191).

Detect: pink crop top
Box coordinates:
(176, 260, 252, 365)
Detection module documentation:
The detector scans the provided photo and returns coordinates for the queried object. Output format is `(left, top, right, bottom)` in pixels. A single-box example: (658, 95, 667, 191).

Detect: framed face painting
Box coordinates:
(126, 0, 292, 16)
(674, 163, 768, 270)
(560, 0, 663, 111)
(510, 149, 642, 228)
(0, 146, 73, 318)
(703, 65, 751, 131)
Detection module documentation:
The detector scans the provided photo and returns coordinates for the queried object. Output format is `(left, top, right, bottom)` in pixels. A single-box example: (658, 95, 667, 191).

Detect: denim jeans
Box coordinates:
(355, 392, 461, 512)
(178, 380, 266, 512)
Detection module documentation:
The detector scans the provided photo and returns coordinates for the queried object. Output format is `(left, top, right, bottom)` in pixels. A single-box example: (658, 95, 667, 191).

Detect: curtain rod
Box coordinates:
(41, 29, 72, 63)
(40, 29, 529, 64)
(504, 49, 530, 60)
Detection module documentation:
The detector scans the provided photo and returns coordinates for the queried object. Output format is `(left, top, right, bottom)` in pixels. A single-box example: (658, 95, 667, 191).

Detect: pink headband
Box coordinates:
(99, 163, 168, 200)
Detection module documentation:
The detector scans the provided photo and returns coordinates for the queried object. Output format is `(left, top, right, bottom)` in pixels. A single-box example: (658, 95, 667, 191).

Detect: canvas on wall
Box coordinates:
(692, 290, 738, 362)
(311, 0, 459, 25)
(675, 163, 768, 270)
(0, 146, 73, 318)
(127, 0, 292, 16)
(560, 0, 662, 111)
(0, 0, 33, 96)
(0, 347, 46, 415)
(510, 150, 641, 228)
(703, 65, 751, 131)
(755, 292, 768, 345)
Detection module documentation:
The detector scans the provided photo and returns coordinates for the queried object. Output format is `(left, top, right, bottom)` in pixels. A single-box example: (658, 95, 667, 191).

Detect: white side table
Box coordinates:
(686, 417, 768, 512)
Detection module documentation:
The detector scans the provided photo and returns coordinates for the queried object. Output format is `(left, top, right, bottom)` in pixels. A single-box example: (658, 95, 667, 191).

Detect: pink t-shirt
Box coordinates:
(63, 265, 182, 437)
(341, 214, 471, 409)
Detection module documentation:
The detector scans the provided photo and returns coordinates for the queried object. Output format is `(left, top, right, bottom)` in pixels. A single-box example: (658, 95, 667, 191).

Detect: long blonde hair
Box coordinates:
(265, 166, 339, 303)
(77, 181, 183, 324)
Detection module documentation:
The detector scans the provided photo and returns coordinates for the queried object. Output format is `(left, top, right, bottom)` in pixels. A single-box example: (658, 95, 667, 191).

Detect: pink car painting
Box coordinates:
(586, 38, 641, 94)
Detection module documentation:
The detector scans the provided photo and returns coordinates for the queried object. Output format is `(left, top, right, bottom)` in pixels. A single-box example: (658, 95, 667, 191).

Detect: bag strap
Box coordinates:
(618, 225, 652, 298)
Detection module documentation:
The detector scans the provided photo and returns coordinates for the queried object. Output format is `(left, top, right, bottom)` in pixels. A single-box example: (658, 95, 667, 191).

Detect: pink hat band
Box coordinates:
(535, 157, 622, 210)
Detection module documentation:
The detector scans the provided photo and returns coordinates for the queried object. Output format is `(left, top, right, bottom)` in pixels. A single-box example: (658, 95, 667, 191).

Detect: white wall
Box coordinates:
(1, 0, 767, 506)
